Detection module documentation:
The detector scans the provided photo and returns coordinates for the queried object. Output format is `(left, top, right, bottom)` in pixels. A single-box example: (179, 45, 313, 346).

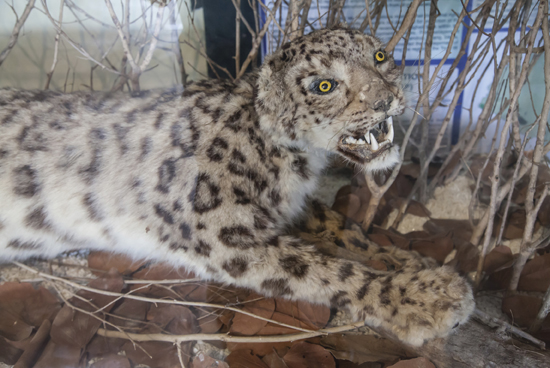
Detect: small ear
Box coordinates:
(329, 22, 350, 31)
(263, 46, 290, 74)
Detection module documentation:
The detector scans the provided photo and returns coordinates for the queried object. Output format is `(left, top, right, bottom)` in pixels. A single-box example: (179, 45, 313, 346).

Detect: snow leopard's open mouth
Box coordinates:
(337, 116, 394, 163)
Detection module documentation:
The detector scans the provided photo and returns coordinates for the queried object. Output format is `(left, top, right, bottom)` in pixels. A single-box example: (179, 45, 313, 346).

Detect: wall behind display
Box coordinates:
(0, 0, 208, 91)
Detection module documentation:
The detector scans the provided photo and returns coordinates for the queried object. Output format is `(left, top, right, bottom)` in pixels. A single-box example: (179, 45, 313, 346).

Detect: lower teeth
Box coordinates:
(343, 117, 394, 151)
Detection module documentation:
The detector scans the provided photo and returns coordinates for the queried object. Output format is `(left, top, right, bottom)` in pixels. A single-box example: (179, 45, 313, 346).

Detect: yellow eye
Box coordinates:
(375, 51, 386, 63)
(311, 79, 337, 94)
(319, 80, 332, 92)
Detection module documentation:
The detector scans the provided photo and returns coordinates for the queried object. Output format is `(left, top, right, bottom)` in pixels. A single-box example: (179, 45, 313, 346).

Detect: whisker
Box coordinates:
(325, 118, 349, 151)
(405, 106, 426, 120)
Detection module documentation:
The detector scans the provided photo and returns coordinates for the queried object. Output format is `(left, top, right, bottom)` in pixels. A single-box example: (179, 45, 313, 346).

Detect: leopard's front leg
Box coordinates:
(302, 200, 438, 271)
(217, 235, 474, 346)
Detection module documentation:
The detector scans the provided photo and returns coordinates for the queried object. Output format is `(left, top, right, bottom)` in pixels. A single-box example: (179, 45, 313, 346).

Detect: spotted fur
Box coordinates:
(0, 28, 473, 346)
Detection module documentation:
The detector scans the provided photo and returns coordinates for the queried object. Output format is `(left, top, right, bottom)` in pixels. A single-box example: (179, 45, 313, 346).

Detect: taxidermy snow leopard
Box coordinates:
(0, 28, 474, 346)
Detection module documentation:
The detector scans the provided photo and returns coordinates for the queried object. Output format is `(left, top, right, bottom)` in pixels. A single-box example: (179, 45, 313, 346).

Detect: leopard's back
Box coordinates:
(0, 89, 190, 260)
(0, 84, 324, 271)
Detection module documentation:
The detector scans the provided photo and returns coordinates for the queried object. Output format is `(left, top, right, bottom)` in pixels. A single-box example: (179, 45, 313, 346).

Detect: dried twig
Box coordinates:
(231, 0, 256, 37)
(168, 0, 187, 86)
(181, 1, 232, 81)
(531, 269, 550, 333)
(390, 3, 474, 228)
(139, 4, 165, 71)
(234, 0, 241, 76)
(13, 261, 315, 334)
(0, 0, 36, 67)
(469, 157, 536, 246)
(509, 0, 550, 291)
(495, 124, 534, 247)
(433, 45, 510, 189)
(104, 0, 138, 71)
(385, 0, 425, 53)
(124, 278, 201, 284)
(287, 0, 301, 41)
(473, 309, 546, 349)
(103, 0, 166, 90)
(236, 0, 283, 80)
(97, 321, 366, 344)
(40, 0, 121, 75)
(298, 0, 313, 36)
(417, 0, 439, 203)
(360, 0, 375, 34)
(176, 342, 187, 368)
(45, 0, 65, 90)
(49, 281, 153, 358)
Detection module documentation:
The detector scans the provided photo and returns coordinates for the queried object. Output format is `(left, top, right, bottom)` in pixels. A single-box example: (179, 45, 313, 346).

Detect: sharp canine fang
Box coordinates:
(387, 117, 394, 142)
(370, 133, 379, 151)
(365, 133, 370, 144)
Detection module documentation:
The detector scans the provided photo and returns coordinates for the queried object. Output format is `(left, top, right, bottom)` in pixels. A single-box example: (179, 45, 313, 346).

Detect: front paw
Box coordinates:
(355, 266, 474, 346)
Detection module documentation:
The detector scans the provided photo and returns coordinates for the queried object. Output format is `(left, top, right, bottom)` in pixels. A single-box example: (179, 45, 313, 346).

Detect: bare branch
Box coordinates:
(97, 321, 366, 344)
(235, 0, 241, 76)
(231, 0, 256, 37)
(176, 342, 186, 368)
(508, 0, 549, 291)
(236, 0, 283, 80)
(385, 0, 425, 53)
(13, 261, 316, 334)
(45, 0, 65, 90)
(104, 0, 138, 70)
(0, 0, 36, 67)
(40, 0, 121, 75)
(531, 281, 550, 334)
(495, 124, 534, 246)
(287, 0, 301, 41)
(391, 3, 479, 228)
(138, 3, 165, 71)
(298, 0, 313, 36)
(473, 309, 546, 349)
(168, 0, 187, 86)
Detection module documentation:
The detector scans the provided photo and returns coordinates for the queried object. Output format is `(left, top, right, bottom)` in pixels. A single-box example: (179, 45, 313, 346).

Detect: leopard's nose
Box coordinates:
(358, 81, 395, 112)
(372, 93, 394, 112)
